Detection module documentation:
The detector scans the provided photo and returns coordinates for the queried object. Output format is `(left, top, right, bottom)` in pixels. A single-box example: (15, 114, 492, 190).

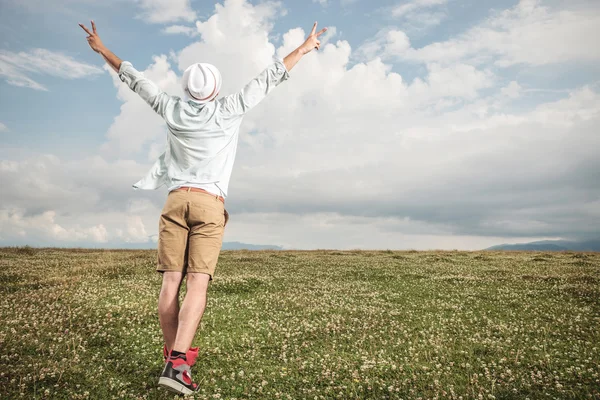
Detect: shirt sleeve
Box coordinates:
(220, 57, 290, 116)
(118, 61, 176, 119)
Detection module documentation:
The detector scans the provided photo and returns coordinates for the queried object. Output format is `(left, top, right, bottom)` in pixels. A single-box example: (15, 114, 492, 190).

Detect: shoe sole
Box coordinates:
(158, 377, 194, 395)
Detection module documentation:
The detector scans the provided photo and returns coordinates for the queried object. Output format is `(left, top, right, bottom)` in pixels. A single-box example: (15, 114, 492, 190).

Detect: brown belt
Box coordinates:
(175, 186, 225, 203)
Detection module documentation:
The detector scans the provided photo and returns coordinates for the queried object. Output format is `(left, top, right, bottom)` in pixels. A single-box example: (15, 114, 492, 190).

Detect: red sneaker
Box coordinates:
(186, 346, 199, 366)
(158, 354, 198, 395)
(163, 344, 200, 366)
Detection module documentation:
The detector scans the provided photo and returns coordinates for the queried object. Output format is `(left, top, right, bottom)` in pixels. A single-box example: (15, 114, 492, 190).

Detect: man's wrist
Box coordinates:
(296, 46, 308, 56)
(97, 45, 108, 55)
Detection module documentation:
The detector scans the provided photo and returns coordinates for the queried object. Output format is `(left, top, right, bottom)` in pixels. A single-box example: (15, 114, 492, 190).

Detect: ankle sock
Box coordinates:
(170, 350, 186, 359)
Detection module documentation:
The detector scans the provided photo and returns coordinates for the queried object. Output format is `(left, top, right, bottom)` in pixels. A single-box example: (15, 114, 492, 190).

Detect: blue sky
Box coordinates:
(1, 0, 599, 249)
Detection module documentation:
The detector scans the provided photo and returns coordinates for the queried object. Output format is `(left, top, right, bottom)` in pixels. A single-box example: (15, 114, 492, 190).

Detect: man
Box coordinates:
(79, 20, 326, 395)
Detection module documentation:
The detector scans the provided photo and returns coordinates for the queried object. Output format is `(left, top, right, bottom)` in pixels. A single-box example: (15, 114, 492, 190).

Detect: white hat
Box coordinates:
(182, 63, 222, 104)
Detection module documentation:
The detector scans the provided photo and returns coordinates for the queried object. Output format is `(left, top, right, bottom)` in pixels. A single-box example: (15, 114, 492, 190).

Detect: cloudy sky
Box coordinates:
(0, 0, 598, 250)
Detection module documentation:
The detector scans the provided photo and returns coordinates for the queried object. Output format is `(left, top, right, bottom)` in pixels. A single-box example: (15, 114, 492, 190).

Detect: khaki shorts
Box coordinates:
(157, 189, 229, 279)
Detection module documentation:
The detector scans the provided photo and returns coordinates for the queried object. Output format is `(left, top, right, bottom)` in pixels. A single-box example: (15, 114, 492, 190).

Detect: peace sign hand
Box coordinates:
(79, 20, 105, 53)
(299, 22, 328, 55)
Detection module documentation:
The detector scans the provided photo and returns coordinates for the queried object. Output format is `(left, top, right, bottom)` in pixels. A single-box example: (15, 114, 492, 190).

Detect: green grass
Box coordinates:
(1, 248, 599, 399)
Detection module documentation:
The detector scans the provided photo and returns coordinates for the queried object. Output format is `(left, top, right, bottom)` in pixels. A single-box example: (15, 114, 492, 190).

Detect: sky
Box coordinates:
(0, 0, 599, 250)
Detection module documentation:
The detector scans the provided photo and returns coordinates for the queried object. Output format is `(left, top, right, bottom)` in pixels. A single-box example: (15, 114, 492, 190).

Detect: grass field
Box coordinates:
(1, 248, 599, 399)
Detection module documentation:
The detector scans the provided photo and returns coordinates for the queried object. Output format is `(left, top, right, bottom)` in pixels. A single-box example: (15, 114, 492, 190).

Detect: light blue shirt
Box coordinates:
(118, 58, 290, 198)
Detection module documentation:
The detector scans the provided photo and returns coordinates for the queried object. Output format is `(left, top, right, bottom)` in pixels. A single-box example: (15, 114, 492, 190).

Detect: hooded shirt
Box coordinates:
(117, 58, 290, 198)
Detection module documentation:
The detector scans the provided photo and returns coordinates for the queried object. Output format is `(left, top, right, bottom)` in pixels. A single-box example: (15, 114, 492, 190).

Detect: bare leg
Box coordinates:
(158, 272, 184, 353)
(172, 272, 210, 353)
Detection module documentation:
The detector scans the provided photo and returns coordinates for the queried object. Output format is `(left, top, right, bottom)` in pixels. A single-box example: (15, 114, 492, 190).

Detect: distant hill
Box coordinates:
(221, 241, 283, 250)
(486, 239, 600, 252)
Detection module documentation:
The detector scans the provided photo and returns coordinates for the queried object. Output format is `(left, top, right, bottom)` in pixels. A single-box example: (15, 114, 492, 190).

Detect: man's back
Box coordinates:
(117, 59, 290, 195)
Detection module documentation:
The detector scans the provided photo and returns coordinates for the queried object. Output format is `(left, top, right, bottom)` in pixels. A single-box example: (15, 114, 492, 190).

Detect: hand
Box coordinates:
(79, 20, 104, 53)
(299, 22, 327, 55)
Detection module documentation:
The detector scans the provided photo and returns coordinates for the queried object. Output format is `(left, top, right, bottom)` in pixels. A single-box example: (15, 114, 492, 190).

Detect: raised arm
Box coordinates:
(283, 22, 327, 72)
(79, 21, 174, 118)
(221, 22, 327, 116)
(79, 21, 121, 72)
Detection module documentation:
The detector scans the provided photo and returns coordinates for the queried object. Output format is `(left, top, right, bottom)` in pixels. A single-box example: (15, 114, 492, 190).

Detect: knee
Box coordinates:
(160, 272, 183, 293)
(186, 272, 210, 292)
(158, 275, 182, 310)
(162, 271, 183, 286)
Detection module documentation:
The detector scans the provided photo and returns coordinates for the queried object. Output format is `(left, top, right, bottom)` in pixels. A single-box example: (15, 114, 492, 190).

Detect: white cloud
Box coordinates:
(177, 0, 283, 82)
(163, 24, 199, 36)
(136, 0, 197, 24)
(409, 63, 495, 101)
(0, 206, 159, 246)
(0, 209, 108, 244)
(0, 154, 153, 215)
(11, 48, 103, 79)
(7, 0, 196, 24)
(0, 122, 7, 132)
(0, 59, 47, 91)
(124, 216, 150, 243)
(0, 48, 103, 91)
(0, 154, 162, 246)
(386, 0, 448, 33)
(398, 0, 600, 67)
(391, 0, 447, 18)
(500, 81, 522, 99)
(357, 29, 410, 60)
